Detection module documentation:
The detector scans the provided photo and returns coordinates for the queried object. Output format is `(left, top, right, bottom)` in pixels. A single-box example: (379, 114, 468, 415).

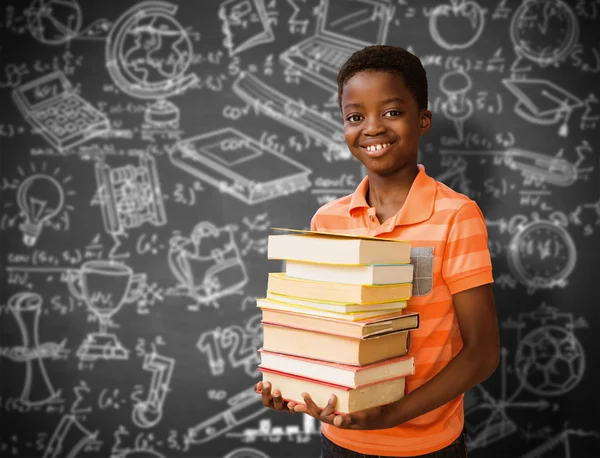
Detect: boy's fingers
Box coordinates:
(272, 390, 285, 410)
(256, 381, 263, 392)
(333, 414, 352, 428)
(320, 394, 337, 418)
(261, 381, 272, 407)
(293, 403, 308, 414)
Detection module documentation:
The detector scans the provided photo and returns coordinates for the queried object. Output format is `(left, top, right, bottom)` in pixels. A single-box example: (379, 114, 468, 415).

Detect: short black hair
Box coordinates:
(337, 45, 428, 110)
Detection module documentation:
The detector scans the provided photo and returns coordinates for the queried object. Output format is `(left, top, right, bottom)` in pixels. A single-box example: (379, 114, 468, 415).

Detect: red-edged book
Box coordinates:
(258, 366, 407, 414)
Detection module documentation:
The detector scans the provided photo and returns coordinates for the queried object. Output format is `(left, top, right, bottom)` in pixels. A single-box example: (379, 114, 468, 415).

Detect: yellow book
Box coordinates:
(267, 272, 412, 303)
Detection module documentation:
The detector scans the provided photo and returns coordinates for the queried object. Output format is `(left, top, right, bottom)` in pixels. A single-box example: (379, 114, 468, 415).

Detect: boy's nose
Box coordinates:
(363, 118, 386, 136)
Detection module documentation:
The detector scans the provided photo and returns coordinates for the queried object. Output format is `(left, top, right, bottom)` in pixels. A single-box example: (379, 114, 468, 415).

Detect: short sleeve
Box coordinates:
(442, 200, 494, 295)
(310, 213, 319, 231)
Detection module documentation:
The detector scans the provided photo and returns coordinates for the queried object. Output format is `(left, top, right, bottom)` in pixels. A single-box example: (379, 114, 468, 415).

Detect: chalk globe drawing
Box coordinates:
(515, 325, 584, 396)
(27, 0, 82, 45)
(106, 1, 198, 128)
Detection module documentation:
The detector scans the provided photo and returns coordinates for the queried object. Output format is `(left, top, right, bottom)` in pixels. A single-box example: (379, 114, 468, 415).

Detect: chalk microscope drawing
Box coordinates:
(105, 1, 199, 129)
(219, 0, 274, 57)
(66, 260, 147, 361)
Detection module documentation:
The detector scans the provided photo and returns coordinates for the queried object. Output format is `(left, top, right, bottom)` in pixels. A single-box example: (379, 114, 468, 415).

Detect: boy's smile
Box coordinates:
(341, 71, 431, 176)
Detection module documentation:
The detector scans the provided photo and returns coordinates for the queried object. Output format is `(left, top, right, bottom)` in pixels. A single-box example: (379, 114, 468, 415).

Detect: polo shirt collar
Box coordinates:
(348, 164, 436, 225)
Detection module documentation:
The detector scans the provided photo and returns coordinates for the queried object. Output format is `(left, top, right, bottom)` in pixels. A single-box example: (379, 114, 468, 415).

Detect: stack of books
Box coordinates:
(256, 229, 420, 414)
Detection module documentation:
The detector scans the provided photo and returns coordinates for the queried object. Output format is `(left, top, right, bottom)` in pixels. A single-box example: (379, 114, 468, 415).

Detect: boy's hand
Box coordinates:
(293, 392, 388, 430)
(256, 381, 297, 413)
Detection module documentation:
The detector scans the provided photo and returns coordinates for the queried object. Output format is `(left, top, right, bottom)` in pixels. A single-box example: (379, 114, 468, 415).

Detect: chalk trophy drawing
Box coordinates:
(222, 447, 270, 458)
(169, 127, 311, 205)
(94, 154, 167, 236)
(168, 222, 248, 307)
(184, 385, 264, 448)
(12, 71, 110, 153)
(279, 0, 393, 92)
(67, 260, 147, 361)
(502, 79, 583, 137)
(514, 304, 585, 397)
(509, 0, 579, 71)
(438, 69, 473, 142)
(6, 292, 63, 406)
(16, 173, 64, 246)
(219, 0, 274, 56)
(232, 71, 348, 161)
(507, 212, 577, 290)
(429, 0, 485, 51)
(43, 414, 100, 458)
(26, 0, 113, 45)
(106, 1, 198, 129)
(132, 351, 175, 428)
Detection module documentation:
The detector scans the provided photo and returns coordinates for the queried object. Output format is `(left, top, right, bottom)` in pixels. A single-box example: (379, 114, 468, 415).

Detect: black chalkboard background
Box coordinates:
(1, 1, 599, 457)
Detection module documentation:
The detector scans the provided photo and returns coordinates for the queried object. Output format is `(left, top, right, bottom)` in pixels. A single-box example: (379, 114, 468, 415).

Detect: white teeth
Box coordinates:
(366, 143, 390, 152)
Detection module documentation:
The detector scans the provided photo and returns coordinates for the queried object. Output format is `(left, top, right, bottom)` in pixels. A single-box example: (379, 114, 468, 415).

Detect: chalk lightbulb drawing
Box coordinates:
(17, 174, 65, 246)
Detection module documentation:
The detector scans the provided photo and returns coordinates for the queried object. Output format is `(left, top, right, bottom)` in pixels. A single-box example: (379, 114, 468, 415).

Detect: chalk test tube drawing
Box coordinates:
(232, 72, 347, 160)
(12, 71, 110, 153)
(43, 414, 99, 458)
(279, 0, 393, 92)
(106, 1, 199, 129)
(184, 385, 264, 447)
(223, 447, 270, 458)
(438, 69, 473, 142)
(219, 0, 274, 57)
(169, 127, 311, 205)
(509, 0, 579, 69)
(132, 351, 175, 429)
(439, 148, 577, 187)
(502, 79, 584, 137)
(66, 260, 147, 361)
(506, 213, 577, 290)
(520, 427, 599, 458)
(168, 222, 248, 306)
(26, 0, 113, 45)
(429, 0, 485, 51)
(94, 154, 167, 236)
(17, 173, 64, 246)
(6, 292, 62, 406)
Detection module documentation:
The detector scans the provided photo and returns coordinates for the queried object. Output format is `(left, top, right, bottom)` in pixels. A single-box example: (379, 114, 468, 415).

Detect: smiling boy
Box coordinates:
(257, 45, 500, 457)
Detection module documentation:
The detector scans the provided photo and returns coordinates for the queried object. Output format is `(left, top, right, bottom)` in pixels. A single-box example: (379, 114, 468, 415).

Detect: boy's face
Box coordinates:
(341, 71, 432, 177)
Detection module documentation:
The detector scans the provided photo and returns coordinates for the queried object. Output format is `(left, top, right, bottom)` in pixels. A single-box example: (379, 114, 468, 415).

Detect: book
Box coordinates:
(268, 232, 411, 265)
(259, 367, 406, 414)
(266, 291, 407, 312)
(259, 350, 414, 388)
(285, 260, 414, 285)
(258, 297, 406, 321)
(262, 322, 410, 365)
(260, 306, 419, 338)
(268, 272, 412, 304)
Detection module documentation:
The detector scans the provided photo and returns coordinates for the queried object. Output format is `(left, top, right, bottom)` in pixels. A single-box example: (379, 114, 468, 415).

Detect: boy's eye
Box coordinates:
(346, 114, 363, 123)
(384, 110, 403, 117)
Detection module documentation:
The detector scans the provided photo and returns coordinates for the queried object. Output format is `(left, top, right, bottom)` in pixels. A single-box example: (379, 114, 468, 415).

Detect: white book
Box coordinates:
(286, 260, 414, 285)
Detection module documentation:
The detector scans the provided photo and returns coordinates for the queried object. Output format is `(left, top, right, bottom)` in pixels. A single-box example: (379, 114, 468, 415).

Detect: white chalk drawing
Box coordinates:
(223, 447, 270, 458)
(16, 173, 64, 246)
(520, 426, 599, 458)
(167, 222, 248, 307)
(227, 415, 320, 443)
(184, 385, 264, 448)
(169, 127, 311, 205)
(66, 260, 147, 361)
(279, 0, 393, 91)
(439, 148, 578, 187)
(93, 154, 167, 236)
(513, 304, 586, 397)
(287, 0, 310, 34)
(438, 69, 473, 142)
(232, 71, 348, 161)
(12, 71, 110, 152)
(219, 0, 274, 56)
(502, 79, 584, 137)
(132, 351, 175, 429)
(429, 0, 485, 51)
(197, 314, 262, 377)
(43, 415, 100, 458)
(6, 292, 64, 406)
(509, 0, 579, 70)
(115, 450, 167, 458)
(106, 1, 199, 129)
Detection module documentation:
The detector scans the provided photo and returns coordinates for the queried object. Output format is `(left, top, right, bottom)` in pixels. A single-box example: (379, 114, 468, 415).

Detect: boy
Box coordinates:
(257, 45, 500, 457)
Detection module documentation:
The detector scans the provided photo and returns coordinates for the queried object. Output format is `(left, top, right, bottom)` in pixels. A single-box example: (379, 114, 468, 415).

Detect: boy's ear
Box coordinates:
(420, 110, 433, 134)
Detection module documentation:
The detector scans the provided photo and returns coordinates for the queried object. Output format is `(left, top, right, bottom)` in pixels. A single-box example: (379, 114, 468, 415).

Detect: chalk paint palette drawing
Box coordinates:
(169, 127, 312, 205)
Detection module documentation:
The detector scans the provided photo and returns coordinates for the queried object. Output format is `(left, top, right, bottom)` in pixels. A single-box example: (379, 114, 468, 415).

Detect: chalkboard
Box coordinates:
(1, 1, 599, 457)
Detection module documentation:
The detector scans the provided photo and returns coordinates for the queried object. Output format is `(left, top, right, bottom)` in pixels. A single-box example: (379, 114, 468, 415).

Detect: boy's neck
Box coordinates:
(366, 163, 419, 210)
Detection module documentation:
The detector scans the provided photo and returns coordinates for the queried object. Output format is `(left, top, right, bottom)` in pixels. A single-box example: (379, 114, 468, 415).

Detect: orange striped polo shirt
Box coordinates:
(311, 164, 494, 456)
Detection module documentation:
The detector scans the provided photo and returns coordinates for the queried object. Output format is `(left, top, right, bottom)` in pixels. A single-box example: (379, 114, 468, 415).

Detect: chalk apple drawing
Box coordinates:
(429, 0, 485, 50)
